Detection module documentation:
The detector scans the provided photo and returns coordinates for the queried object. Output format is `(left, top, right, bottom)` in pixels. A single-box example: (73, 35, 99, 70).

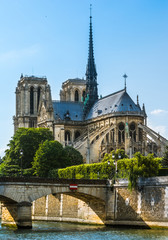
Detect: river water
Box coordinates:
(1, 221, 168, 240)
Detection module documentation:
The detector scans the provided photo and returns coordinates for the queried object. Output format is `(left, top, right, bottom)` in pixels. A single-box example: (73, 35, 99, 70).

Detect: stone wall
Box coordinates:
(32, 177, 168, 228)
(106, 177, 168, 228)
(32, 194, 105, 224)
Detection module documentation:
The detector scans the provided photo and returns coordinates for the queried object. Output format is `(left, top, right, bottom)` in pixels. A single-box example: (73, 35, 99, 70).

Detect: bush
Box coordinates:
(58, 153, 160, 190)
(58, 161, 115, 180)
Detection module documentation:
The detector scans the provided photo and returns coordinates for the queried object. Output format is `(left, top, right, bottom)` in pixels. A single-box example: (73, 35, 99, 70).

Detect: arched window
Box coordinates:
(139, 128, 143, 142)
(129, 122, 136, 142)
(106, 133, 109, 143)
(37, 87, 41, 111)
(30, 87, 34, 114)
(82, 91, 86, 102)
(75, 90, 79, 102)
(111, 129, 115, 143)
(74, 131, 80, 140)
(118, 122, 125, 143)
(65, 131, 71, 144)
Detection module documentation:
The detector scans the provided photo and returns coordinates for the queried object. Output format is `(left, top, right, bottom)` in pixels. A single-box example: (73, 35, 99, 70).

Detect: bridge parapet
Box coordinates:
(0, 177, 111, 228)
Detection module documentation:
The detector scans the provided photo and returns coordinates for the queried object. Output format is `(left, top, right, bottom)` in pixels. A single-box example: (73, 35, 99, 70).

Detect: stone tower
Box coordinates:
(13, 75, 52, 133)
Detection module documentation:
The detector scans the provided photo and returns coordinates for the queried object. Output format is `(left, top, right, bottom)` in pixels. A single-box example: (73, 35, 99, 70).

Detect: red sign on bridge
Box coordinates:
(69, 184, 78, 190)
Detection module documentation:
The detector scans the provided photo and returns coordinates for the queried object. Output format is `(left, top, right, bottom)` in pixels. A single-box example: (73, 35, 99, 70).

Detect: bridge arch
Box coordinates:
(0, 179, 109, 228)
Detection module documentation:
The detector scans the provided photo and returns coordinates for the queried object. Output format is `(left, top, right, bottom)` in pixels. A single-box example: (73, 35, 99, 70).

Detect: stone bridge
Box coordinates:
(0, 177, 114, 228)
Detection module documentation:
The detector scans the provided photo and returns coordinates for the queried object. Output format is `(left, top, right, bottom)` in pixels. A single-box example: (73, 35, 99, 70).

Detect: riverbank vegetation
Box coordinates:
(0, 128, 83, 177)
(1, 127, 168, 190)
(56, 150, 162, 190)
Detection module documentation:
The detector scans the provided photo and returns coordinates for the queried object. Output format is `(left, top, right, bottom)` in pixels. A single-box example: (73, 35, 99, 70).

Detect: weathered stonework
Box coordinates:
(2, 177, 168, 228)
(32, 194, 105, 224)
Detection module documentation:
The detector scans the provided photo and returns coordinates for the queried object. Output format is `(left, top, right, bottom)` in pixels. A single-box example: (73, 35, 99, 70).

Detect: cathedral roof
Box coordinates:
(52, 101, 84, 121)
(62, 78, 86, 87)
(86, 89, 143, 120)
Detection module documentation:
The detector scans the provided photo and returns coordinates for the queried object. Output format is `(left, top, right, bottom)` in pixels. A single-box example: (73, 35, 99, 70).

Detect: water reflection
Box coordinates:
(1, 221, 168, 240)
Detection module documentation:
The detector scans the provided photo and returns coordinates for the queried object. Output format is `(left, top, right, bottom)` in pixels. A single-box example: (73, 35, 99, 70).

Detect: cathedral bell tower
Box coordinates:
(84, 6, 98, 116)
(13, 75, 52, 133)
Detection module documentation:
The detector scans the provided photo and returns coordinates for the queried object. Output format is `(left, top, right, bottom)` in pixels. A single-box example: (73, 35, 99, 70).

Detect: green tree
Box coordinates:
(162, 146, 168, 167)
(33, 140, 65, 177)
(127, 152, 160, 190)
(33, 142, 84, 178)
(1, 128, 53, 176)
(102, 149, 128, 162)
(63, 146, 83, 166)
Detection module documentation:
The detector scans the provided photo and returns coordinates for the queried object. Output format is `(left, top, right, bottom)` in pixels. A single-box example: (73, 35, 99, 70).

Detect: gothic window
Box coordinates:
(29, 119, 36, 128)
(82, 91, 86, 102)
(129, 122, 136, 142)
(74, 131, 80, 140)
(30, 87, 34, 114)
(65, 131, 71, 143)
(106, 133, 109, 143)
(29, 120, 34, 128)
(37, 87, 41, 111)
(111, 129, 115, 143)
(75, 90, 79, 102)
(118, 122, 125, 143)
(139, 128, 143, 142)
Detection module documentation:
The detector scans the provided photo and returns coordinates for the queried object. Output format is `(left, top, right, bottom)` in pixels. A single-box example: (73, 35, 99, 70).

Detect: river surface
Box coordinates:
(1, 221, 168, 240)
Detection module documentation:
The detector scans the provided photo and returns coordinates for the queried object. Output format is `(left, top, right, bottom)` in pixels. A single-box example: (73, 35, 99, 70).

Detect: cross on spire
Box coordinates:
(90, 4, 92, 18)
(123, 74, 128, 90)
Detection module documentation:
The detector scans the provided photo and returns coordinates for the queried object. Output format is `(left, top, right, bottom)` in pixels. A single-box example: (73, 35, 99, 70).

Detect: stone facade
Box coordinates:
(30, 177, 168, 228)
(2, 177, 168, 228)
(32, 194, 105, 224)
(60, 78, 86, 102)
(13, 75, 52, 133)
(13, 14, 168, 161)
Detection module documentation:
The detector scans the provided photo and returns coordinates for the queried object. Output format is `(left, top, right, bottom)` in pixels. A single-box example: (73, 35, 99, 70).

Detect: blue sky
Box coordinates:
(0, 0, 168, 157)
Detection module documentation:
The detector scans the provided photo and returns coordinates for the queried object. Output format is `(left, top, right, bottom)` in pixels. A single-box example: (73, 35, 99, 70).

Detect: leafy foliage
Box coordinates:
(63, 146, 83, 166)
(102, 149, 128, 162)
(162, 146, 168, 167)
(33, 140, 64, 177)
(56, 152, 160, 190)
(57, 161, 115, 180)
(1, 128, 54, 176)
(33, 141, 84, 177)
(117, 153, 161, 190)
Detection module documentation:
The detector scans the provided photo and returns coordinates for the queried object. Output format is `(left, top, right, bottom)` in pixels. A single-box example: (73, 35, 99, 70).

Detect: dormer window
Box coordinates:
(64, 110, 71, 120)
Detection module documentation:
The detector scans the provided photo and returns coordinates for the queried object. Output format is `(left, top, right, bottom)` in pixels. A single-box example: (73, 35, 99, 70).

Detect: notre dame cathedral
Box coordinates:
(13, 13, 168, 163)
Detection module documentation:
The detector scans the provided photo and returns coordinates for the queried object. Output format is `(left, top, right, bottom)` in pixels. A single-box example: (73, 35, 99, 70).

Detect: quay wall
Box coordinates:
(32, 177, 168, 228)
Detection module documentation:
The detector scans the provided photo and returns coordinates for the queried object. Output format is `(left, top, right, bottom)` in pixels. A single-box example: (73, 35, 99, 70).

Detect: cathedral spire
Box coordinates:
(84, 5, 98, 115)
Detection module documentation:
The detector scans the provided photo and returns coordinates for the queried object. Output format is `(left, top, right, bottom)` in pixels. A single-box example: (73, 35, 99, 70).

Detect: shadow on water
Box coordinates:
(1, 221, 168, 240)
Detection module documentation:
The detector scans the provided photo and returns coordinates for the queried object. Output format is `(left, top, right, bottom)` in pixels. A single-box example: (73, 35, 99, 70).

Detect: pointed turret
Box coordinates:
(84, 5, 98, 115)
(142, 103, 147, 125)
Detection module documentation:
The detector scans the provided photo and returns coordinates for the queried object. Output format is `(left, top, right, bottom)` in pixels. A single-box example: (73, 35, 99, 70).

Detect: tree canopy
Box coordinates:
(63, 146, 83, 166)
(1, 128, 54, 176)
(33, 140, 64, 177)
(33, 141, 84, 177)
(162, 146, 168, 167)
(102, 149, 128, 162)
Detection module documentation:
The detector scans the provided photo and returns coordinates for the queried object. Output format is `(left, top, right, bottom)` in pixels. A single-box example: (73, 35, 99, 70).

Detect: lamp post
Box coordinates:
(108, 152, 121, 183)
(20, 149, 23, 177)
(108, 154, 116, 183)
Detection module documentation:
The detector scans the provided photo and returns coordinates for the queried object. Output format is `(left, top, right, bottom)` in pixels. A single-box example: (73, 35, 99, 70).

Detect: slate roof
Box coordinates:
(52, 89, 144, 122)
(86, 89, 142, 120)
(52, 101, 84, 121)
